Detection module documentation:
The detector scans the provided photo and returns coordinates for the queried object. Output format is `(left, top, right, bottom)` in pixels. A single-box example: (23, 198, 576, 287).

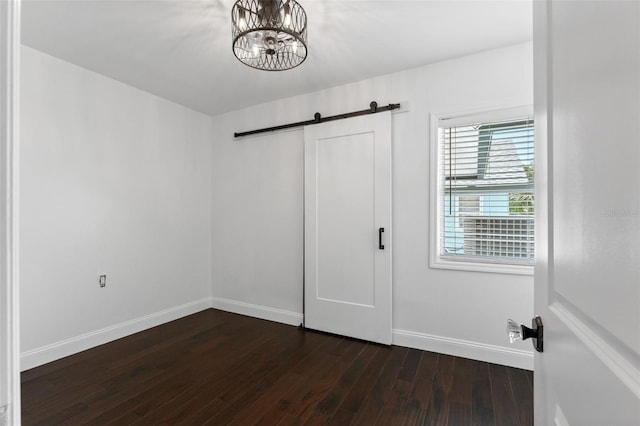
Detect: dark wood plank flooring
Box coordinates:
(21, 309, 533, 425)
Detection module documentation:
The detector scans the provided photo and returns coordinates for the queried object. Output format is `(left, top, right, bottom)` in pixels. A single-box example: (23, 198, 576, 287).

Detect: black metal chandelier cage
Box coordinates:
(231, 0, 308, 71)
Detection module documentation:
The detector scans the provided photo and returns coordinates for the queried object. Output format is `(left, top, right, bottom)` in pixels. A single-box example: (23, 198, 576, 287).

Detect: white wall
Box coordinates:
(19, 46, 213, 369)
(18, 42, 534, 371)
(210, 43, 535, 369)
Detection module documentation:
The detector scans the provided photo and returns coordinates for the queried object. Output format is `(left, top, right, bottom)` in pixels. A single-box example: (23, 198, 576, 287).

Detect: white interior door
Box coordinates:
(304, 112, 391, 345)
(534, 1, 640, 425)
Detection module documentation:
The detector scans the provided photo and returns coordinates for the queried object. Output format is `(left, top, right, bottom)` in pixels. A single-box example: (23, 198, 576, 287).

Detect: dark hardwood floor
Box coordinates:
(21, 309, 533, 425)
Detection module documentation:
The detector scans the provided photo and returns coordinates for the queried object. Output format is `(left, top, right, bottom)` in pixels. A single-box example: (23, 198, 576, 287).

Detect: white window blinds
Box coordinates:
(438, 114, 535, 264)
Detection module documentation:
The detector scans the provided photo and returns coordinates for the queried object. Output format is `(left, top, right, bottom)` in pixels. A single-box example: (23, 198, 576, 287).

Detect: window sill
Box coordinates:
(430, 256, 534, 276)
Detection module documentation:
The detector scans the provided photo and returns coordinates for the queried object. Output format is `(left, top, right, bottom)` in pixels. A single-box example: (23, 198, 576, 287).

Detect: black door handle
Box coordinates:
(379, 227, 384, 250)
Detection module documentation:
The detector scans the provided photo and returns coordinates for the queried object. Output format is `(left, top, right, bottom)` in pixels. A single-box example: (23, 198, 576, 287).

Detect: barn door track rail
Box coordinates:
(234, 101, 400, 138)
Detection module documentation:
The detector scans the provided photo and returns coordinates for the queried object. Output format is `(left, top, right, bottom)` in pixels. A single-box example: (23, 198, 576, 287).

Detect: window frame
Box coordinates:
(429, 106, 535, 276)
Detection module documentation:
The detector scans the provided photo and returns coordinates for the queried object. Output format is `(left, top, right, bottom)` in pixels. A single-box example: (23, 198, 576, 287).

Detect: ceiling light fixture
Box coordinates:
(231, 0, 308, 71)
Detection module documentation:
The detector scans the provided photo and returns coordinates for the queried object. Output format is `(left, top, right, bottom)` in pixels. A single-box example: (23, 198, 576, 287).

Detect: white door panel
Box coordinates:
(304, 113, 392, 345)
(534, 1, 640, 425)
(316, 132, 376, 306)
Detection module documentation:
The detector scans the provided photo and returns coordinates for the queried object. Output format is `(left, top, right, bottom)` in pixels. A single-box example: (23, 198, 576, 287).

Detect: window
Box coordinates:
(430, 107, 534, 274)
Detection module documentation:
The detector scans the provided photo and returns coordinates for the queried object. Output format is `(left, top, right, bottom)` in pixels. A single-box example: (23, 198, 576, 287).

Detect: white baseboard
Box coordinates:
(21, 297, 531, 371)
(20, 297, 212, 371)
(211, 297, 303, 327)
(392, 328, 534, 370)
(209, 299, 531, 369)
(208, 299, 530, 369)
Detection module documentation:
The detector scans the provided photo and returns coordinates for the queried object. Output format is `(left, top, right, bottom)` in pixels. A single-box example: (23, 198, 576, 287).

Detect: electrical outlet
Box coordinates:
(99, 275, 106, 288)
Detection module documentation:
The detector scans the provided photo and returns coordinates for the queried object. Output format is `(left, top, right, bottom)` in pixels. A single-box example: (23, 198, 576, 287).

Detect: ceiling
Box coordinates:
(21, 0, 533, 117)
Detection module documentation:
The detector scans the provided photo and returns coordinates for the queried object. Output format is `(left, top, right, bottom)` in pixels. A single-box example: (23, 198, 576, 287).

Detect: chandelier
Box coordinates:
(231, 0, 308, 71)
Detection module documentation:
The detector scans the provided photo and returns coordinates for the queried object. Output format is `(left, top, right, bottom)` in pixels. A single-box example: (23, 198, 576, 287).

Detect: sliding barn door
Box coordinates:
(304, 113, 392, 345)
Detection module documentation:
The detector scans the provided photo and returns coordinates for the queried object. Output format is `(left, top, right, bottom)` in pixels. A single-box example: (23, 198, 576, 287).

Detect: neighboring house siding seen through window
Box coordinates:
(430, 107, 534, 274)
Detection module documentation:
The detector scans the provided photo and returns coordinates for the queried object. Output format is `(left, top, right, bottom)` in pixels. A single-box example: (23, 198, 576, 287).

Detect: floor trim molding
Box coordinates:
(209, 298, 531, 369)
(21, 298, 532, 371)
(392, 328, 533, 370)
(20, 298, 212, 371)
(211, 297, 303, 327)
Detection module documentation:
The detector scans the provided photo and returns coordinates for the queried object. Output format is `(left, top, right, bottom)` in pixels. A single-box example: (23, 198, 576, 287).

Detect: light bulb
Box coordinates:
(283, 3, 291, 27)
(237, 9, 247, 31)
